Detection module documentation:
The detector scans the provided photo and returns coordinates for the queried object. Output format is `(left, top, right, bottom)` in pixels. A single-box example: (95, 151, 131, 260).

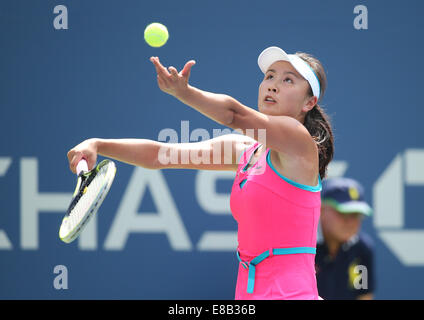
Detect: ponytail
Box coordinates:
(303, 104, 334, 179)
(296, 52, 334, 180)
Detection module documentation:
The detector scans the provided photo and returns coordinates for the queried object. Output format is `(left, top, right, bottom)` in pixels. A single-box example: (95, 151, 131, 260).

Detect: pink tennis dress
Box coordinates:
(230, 142, 322, 300)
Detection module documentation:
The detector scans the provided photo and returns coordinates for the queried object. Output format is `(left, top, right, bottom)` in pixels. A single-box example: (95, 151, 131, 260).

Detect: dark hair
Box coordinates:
(295, 52, 334, 180)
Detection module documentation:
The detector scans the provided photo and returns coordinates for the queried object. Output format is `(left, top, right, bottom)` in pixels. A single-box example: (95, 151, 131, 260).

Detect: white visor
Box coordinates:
(257, 46, 321, 100)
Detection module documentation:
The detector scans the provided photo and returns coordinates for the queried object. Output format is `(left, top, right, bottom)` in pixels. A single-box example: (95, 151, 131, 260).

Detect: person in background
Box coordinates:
(315, 177, 375, 300)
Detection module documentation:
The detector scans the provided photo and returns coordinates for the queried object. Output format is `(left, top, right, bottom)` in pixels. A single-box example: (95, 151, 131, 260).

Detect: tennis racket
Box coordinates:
(59, 158, 116, 243)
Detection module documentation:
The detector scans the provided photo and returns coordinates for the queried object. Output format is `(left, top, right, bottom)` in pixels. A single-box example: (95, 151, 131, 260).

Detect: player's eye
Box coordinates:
(284, 77, 293, 83)
(265, 74, 273, 80)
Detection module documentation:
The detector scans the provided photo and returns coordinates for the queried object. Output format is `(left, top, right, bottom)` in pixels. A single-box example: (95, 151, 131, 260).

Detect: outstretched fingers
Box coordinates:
(150, 56, 170, 79)
(180, 60, 196, 78)
(150, 56, 196, 96)
(168, 66, 179, 78)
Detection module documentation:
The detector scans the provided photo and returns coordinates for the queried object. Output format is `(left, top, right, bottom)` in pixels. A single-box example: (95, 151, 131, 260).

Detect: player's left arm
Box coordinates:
(150, 57, 316, 159)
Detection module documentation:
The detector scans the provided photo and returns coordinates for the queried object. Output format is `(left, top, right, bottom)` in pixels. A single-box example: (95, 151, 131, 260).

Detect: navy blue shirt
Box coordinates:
(315, 233, 375, 300)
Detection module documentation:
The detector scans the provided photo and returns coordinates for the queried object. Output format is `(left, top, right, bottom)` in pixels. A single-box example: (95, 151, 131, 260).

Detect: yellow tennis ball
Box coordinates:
(144, 22, 169, 48)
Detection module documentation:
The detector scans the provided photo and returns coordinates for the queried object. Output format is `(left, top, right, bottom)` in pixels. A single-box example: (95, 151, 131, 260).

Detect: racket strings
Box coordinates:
(69, 169, 108, 224)
(67, 172, 97, 215)
(60, 160, 116, 243)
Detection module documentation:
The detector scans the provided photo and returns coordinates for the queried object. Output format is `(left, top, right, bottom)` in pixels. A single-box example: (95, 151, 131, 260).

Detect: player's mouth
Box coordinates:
(264, 95, 277, 104)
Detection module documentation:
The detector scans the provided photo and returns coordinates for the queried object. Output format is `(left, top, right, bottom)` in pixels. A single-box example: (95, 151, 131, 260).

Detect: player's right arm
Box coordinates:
(67, 133, 255, 174)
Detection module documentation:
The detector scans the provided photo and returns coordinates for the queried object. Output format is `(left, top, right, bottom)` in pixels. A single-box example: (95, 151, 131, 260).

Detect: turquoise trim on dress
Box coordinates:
(237, 247, 316, 294)
(266, 150, 322, 192)
(239, 179, 247, 189)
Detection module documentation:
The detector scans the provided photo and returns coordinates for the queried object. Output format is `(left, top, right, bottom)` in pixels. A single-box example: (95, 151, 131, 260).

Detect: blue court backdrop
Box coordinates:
(1, 0, 423, 299)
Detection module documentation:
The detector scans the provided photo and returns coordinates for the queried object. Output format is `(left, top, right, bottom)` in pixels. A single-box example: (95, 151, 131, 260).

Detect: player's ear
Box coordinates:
(302, 95, 317, 113)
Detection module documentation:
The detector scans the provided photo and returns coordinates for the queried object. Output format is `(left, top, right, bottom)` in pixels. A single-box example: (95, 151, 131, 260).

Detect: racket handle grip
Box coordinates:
(76, 159, 89, 175)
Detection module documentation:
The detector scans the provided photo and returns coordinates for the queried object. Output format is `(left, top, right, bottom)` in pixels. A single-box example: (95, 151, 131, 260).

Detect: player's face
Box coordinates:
(258, 61, 315, 122)
(321, 204, 362, 243)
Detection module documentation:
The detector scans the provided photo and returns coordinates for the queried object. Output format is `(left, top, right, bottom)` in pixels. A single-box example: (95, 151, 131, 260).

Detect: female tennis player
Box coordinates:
(67, 46, 334, 300)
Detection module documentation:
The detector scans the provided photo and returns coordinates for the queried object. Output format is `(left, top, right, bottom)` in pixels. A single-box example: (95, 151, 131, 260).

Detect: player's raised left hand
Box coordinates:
(150, 56, 196, 98)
